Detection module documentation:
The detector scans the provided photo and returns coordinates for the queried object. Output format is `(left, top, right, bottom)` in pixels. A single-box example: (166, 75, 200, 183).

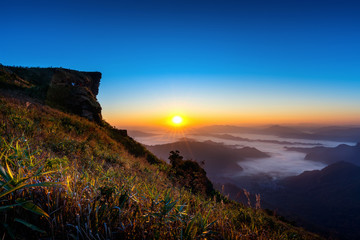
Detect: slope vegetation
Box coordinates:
(0, 65, 321, 239)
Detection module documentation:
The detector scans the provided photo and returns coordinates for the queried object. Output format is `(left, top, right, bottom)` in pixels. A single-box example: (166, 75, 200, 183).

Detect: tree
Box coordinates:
(168, 150, 214, 196)
(168, 150, 183, 167)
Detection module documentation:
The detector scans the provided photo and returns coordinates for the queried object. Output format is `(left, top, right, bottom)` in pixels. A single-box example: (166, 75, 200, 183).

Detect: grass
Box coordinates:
(0, 95, 323, 239)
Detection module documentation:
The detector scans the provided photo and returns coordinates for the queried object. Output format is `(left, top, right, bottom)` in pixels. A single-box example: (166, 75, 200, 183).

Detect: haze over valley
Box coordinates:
(130, 124, 360, 239)
(131, 125, 358, 180)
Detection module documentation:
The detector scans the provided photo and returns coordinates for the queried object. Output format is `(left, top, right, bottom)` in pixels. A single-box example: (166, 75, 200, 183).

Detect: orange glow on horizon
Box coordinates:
(102, 108, 360, 128)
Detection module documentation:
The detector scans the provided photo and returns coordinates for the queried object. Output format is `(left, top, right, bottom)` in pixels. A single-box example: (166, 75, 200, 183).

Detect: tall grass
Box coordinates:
(0, 138, 59, 238)
(0, 96, 322, 239)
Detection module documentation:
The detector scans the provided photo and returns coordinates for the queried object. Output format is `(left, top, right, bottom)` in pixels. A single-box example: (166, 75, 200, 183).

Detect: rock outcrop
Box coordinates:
(0, 65, 102, 123)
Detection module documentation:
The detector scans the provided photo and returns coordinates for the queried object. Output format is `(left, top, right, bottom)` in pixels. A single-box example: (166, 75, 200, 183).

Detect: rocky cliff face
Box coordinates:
(0, 65, 102, 123)
(45, 69, 102, 123)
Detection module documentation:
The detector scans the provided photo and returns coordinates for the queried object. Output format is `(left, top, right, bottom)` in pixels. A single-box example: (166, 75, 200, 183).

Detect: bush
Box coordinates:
(169, 150, 214, 196)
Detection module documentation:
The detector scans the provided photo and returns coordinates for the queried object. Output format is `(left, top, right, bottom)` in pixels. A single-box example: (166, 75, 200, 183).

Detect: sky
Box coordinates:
(1, 0, 360, 128)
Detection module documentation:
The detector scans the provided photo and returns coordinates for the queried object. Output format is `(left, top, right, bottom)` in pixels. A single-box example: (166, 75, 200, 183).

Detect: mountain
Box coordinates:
(263, 162, 360, 240)
(262, 125, 312, 138)
(197, 133, 321, 146)
(194, 124, 360, 142)
(194, 125, 259, 134)
(0, 65, 321, 239)
(146, 139, 269, 178)
(0, 64, 102, 123)
(311, 126, 360, 142)
(128, 130, 159, 137)
(286, 143, 360, 165)
(194, 124, 308, 137)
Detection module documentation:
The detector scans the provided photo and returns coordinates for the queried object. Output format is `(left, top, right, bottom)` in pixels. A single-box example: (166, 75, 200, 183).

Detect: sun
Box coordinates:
(172, 115, 183, 125)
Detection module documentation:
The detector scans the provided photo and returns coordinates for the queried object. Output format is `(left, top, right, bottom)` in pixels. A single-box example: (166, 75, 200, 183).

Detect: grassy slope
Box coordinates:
(0, 92, 322, 239)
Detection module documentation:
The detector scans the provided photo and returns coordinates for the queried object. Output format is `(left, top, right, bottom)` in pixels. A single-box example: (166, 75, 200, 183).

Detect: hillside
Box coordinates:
(263, 162, 360, 240)
(0, 65, 322, 239)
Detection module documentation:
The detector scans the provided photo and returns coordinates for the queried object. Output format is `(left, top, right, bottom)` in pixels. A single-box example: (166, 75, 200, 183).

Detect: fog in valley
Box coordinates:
(130, 125, 360, 238)
(130, 128, 355, 181)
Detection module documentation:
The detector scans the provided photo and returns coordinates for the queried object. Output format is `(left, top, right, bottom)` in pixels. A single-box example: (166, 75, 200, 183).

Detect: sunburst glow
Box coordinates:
(172, 115, 183, 125)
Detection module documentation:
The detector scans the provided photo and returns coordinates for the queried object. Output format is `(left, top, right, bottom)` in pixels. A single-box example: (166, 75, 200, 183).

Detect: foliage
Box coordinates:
(169, 150, 214, 196)
(106, 126, 164, 165)
(0, 138, 59, 239)
(0, 95, 323, 239)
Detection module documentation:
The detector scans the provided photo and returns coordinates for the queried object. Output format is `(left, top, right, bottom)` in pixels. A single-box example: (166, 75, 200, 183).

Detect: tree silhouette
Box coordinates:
(168, 150, 214, 196)
(168, 150, 183, 167)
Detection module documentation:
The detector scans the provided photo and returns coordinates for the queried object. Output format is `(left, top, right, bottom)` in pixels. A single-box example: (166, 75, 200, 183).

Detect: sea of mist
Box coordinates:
(132, 130, 356, 180)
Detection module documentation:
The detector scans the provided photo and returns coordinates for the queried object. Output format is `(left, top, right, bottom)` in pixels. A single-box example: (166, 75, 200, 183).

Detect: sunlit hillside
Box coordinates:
(0, 66, 322, 239)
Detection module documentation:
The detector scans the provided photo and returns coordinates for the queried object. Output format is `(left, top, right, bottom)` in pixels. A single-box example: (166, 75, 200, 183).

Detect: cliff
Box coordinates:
(0, 64, 102, 123)
(0, 64, 323, 239)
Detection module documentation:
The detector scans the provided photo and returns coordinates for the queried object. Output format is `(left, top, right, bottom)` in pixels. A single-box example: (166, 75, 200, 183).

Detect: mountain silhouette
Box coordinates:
(286, 143, 360, 165)
(264, 162, 360, 240)
(146, 140, 269, 178)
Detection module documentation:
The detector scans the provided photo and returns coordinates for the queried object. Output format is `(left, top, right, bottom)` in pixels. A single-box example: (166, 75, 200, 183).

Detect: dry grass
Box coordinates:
(0, 95, 323, 239)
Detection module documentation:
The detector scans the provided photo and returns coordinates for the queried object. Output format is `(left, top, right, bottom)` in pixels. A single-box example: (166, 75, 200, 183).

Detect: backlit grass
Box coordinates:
(0, 95, 322, 239)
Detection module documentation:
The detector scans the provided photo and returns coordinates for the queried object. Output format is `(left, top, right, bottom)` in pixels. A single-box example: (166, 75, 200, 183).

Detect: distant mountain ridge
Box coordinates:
(128, 130, 159, 137)
(195, 132, 322, 146)
(286, 143, 360, 165)
(264, 162, 360, 240)
(195, 124, 360, 142)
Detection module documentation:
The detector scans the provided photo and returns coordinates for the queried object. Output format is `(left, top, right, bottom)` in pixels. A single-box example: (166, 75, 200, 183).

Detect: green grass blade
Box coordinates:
(0, 202, 24, 211)
(0, 181, 57, 198)
(16, 199, 50, 218)
(0, 182, 29, 198)
(25, 182, 60, 188)
(0, 165, 12, 182)
(14, 218, 47, 234)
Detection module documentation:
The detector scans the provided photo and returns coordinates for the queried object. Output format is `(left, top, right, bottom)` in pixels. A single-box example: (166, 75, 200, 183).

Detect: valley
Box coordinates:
(130, 127, 360, 239)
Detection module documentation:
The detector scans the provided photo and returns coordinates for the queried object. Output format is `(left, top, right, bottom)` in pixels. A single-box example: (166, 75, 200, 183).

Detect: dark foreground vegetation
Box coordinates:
(0, 65, 322, 239)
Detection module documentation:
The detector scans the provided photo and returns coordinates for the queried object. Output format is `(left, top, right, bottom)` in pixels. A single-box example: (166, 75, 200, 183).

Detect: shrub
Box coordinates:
(169, 150, 214, 196)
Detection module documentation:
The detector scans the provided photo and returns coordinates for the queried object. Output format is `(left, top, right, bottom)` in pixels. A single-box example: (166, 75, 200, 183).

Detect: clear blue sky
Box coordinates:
(1, 0, 360, 126)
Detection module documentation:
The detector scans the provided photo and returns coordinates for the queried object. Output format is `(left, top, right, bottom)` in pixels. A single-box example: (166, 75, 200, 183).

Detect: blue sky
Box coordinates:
(1, 0, 360, 126)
